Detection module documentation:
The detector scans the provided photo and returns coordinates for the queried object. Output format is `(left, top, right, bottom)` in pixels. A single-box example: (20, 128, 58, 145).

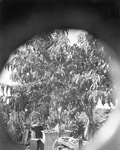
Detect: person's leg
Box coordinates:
(0, 1, 120, 150)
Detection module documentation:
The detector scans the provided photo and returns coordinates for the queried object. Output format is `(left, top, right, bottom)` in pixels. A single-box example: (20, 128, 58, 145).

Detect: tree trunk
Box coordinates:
(84, 105, 96, 140)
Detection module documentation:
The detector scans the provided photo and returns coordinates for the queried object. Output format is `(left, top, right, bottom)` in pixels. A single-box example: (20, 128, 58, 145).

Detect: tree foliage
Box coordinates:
(0, 30, 114, 141)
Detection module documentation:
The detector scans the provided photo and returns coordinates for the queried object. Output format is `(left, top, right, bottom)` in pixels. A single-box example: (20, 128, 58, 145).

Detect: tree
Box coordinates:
(67, 32, 113, 139)
(0, 30, 70, 141)
(0, 30, 114, 142)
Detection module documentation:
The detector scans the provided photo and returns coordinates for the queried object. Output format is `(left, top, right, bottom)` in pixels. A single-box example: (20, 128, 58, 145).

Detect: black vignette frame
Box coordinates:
(0, 0, 120, 150)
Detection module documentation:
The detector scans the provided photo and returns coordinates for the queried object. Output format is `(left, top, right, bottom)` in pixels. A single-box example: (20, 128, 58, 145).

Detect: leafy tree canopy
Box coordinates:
(0, 29, 114, 141)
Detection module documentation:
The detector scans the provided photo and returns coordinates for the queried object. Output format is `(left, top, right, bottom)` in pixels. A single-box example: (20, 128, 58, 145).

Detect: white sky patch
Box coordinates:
(0, 69, 13, 85)
(68, 29, 86, 45)
(96, 98, 114, 109)
(0, 54, 18, 85)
